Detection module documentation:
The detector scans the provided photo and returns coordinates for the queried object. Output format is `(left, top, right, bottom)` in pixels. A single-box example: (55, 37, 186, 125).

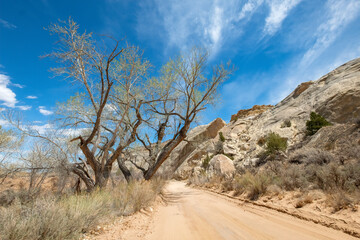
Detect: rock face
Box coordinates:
(170, 57, 360, 176)
(158, 118, 226, 179)
(209, 154, 236, 177)
(230, 105, 273, 122)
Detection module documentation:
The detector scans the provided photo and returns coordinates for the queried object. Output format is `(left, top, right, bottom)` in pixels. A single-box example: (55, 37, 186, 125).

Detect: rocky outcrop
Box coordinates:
(230, 105, 273, 122)
(159, 118, 226, 179)
(209, 154, 236, 177)
(173, 57, 360, 177)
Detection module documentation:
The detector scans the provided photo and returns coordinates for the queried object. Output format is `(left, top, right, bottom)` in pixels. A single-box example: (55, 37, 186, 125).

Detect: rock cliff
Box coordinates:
(169, 57, 360, 178)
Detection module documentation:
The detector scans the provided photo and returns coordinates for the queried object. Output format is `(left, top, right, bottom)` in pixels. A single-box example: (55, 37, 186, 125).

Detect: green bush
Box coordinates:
(265, 132, 287, 155)
(219, 132, 225, 142)
(281, 119, 291, 128)
(201, 154, 212, 169)
(306, 112, 332, 135)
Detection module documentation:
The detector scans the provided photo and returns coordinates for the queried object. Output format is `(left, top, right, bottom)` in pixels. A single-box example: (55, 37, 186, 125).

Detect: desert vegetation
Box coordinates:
(306, 112, 332, 135)
(0, 179, 164, 240)
(0, 18, 232, 239)
(189, 136, 360, 212)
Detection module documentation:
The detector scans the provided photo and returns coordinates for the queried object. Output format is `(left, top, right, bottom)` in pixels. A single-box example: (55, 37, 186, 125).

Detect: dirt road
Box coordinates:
(145, 181, 357, 240)
(93, 181, 358, 240)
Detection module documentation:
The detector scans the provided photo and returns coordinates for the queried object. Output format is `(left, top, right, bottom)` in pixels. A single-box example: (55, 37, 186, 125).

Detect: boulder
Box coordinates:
(209, 154, 236, 177)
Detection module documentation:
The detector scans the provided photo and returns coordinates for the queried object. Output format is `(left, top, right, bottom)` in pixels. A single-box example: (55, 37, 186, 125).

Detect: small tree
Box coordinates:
(0, 124, 23, 181)
(306, 112, 332, 136)
(219, 132, 225, 142)
(265, 132, 287, 155)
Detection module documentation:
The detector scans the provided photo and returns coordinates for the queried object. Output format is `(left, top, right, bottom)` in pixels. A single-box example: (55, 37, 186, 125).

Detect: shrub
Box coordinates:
(221, 178, 234, 192)
(0, 180, 164, 239)
(219, 132, 225, 142)
(295, 193, 313, 208)
(188, 171, 209, 187)
(265, 132, 287, 155)
(257, 136, 266, 146)
(224, 153, 234, 160)
(306, 112, 332, 136)
(312, 163, 347, 191)
(356, 119, 360, 129)
(201, 154, 212, 169)
(310, 162, 360, 192)
(0, 190, 16, 206)
(281, 120, 292, 128)
(288, 148, 335, 165)
(326, 192, 352, 212)
(233, 172, 271, 200)
(343, 163, 360, 192)
(0, 193, 110, 240)
(277, 165, 307, 190)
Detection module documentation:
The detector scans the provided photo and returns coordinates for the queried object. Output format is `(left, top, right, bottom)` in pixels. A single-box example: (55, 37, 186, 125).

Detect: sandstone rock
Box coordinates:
(220, 57, 360, 168)
(161, 118, 226, 178)
(209, 154, 236, 177)
(230, 105, 273, 122)
(223, 143, 237, 155)
(243, 158, 260, 167)
(143, 58, 360, 180)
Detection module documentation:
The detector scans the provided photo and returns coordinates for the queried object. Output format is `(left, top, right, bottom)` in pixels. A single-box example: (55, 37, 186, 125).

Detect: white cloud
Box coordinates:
(0, 119, 9, 126)
(136, 0, 243, 57)
(238, 0, 264, 20)
(17, 105, 32, 111)
(264, 0, 302, 35)
(30, 123, 53, 134)
(0, 73, 17, 108)
(38, 106, 53, 116)
(12, 83, 24, 88)
(209, 6, 223, 53)
(105, 103, 117, 112)
(62, 128, 88, 137)
(26, 95, 38, 99)
(0, 18, 17, 29)
(300, 0, 360, 67)
(135, 0, 302, 57)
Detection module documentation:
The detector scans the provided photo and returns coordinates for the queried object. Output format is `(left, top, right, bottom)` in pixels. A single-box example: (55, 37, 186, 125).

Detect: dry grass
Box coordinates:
(326, 192, 352, 212)
(188, 147, 360, 211)
(233, 172, 271, 200)
(220, 178, 234, 192)
(288, 148, 336, 165)
(294, 193, 313, 208)
(0, 179, 165, 240)
(292, 81, 313, 98)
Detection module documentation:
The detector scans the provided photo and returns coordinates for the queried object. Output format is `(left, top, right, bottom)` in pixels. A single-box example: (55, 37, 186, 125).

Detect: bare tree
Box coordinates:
(46, 18, 151, 189)
(128, 48, 233, 180)
(0, 122, 24, 182)
(37, 19, 231, 189)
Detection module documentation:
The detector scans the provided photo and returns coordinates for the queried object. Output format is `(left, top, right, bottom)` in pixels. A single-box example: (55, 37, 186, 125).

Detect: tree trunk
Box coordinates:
(117, 158, 133, 183)
(72, 165, 95, 192)
(144, 134, 186, 180)
(74, 177, 81, 194)
(94, 164, 113, 188)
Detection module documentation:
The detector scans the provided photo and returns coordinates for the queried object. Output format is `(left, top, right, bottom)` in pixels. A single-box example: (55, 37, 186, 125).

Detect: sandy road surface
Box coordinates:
(145, 181, 357, 240)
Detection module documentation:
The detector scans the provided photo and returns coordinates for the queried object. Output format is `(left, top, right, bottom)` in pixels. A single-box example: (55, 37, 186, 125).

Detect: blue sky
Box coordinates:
(0, 0, 360, 127)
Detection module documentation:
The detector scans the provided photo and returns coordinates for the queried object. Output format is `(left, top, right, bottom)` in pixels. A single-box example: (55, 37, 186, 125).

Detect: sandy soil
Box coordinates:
(91, 181, 359, 240)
